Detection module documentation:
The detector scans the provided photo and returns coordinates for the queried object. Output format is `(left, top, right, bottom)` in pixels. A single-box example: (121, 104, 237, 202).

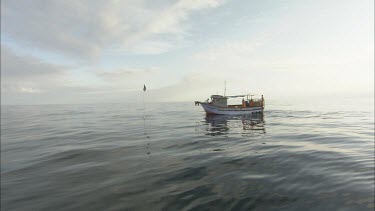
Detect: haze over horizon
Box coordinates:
(1, 0, 374, 105)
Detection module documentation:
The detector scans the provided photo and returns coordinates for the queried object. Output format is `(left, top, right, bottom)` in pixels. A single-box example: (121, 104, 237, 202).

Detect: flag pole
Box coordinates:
(143, 84, 149, 138)
(143, 84, 146, 119)
(224, 80, 226, 97)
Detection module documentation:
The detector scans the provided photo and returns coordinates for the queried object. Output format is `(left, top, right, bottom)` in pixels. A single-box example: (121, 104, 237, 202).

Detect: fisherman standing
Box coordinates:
(261, 95, 264, 108)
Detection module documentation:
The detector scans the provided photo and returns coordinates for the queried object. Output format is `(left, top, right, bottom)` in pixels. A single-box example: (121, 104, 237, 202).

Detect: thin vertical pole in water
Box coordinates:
(142, 84, 151, 156)
(224, 81, 226, 97)
(143, 84, 149, 138)
(143, 84, 147, 118)
(143, 85, 145, 119)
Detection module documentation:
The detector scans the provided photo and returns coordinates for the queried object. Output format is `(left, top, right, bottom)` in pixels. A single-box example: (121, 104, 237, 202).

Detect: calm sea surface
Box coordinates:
(1, 99, 374, 210)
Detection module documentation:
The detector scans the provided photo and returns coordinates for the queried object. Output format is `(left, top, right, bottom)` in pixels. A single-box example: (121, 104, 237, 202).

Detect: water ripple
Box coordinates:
(1, 102, 374, 210)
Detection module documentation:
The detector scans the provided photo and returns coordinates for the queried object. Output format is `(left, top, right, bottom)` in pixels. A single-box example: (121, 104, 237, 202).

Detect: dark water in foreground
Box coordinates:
(1, 100, 374, 210)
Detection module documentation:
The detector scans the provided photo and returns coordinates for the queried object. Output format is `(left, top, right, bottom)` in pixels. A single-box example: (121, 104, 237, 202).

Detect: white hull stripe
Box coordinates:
(200, 103, 263, 115)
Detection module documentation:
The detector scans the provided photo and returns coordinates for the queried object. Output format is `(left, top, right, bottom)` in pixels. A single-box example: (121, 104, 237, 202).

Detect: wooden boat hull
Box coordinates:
(201, 103, 263, 115)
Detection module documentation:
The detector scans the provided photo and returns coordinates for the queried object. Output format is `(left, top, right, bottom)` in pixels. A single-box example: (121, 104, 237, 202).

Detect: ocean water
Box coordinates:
(1, 99, 374, 210)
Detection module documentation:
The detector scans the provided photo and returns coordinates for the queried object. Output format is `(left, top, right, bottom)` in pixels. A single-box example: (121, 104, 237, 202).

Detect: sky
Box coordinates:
(1, 0, 374, 105)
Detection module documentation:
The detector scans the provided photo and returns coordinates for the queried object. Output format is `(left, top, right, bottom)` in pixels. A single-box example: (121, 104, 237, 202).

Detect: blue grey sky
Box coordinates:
(1, 0, 373, 104)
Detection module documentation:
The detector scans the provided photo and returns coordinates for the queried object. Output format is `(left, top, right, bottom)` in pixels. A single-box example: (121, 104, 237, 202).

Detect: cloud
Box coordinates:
(0, 47, 112, 104)
(1, 0, 225, 60)
(94, 67, 172, 96)
(1, 46, 66, 78)
(1, 0, 101, 60)
(2, 0, 372, 105)
(194, 40, 264, 70)
(144, 73, 226, 102)
(99, 68, 155, 78)
(1, 44, 170, 104)
(1, 46, 70, 94)
(126, 0, 223, 41)
(19, 87, 42, 93)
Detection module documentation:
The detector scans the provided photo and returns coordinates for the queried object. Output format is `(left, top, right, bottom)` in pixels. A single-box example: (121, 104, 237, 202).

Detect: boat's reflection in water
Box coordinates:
(203, 113, 265, 136)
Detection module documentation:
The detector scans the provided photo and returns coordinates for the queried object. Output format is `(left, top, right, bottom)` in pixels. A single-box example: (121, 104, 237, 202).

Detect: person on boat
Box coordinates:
(242, 98, 246, 107)
(261, 95, 264, 108)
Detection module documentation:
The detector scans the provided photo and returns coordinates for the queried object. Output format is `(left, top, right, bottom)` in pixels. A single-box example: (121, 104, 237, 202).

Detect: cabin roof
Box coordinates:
(226, 95, 246, 98)
(210, 94, 257, 99)
(211, 95, 228, 99)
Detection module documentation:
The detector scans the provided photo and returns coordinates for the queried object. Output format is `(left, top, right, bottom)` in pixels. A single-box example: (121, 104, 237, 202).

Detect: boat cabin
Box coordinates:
(210, 95, 228, 107)
(206, 94, 264, 109)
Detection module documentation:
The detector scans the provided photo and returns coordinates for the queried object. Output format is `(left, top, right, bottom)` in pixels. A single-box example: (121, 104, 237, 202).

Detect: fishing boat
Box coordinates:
(195, 94, 265, 115)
